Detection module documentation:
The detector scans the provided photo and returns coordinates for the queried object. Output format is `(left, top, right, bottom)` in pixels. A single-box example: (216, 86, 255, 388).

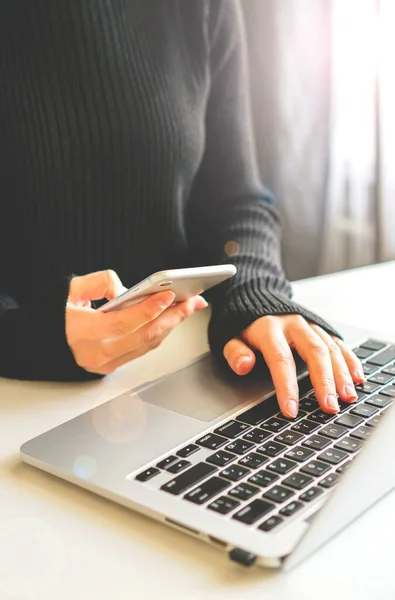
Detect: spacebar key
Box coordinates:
(161, 462, 217, 495)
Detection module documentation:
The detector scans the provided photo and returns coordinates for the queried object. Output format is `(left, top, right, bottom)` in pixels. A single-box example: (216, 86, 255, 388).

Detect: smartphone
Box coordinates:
(98, 264, 237, 313)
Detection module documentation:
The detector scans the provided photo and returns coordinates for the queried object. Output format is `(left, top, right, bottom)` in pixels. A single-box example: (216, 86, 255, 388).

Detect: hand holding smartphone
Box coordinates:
(98, 264, 236, 313)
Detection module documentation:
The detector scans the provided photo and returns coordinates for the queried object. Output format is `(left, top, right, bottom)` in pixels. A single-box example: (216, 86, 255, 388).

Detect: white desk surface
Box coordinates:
(1, 261, 395, 600)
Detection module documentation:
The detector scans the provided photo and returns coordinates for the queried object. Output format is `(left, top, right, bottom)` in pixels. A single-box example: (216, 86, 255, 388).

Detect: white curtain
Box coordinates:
(378, 0, 395, 261)
(321, 0, 395, 272)
(242, 0, 395, 279)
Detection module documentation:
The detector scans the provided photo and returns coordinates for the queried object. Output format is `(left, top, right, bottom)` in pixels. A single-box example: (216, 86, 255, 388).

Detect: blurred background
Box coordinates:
(241, 0, 395, 280)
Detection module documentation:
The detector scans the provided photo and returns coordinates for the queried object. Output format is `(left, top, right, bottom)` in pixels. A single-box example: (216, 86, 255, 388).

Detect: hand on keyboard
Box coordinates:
(222, 315, 365, 419)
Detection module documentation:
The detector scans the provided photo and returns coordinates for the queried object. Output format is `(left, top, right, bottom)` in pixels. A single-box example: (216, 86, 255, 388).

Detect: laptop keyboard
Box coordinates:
(133, 339, 394, 533)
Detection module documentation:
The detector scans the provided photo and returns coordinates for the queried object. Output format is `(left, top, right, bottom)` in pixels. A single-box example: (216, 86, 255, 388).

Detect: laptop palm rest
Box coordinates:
(20, 355, 276, 479)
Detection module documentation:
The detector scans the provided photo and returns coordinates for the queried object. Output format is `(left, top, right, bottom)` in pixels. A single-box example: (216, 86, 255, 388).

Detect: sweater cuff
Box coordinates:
(208, 278, 342, 365)
(1, 277, 102, 382)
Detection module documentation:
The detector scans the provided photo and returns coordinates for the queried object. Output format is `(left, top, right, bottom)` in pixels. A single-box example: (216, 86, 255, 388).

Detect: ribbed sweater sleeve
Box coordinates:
(185, 0, 340, 364)
(0, 0, 339, 381)
(0, 279, 100, 381)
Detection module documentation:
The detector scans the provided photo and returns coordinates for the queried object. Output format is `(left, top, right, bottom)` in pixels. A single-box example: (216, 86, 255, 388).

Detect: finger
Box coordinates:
(98, 296, 206, 360)
(82, 342, 150, 375)
(95, 298, 207, 373)
(223, 338, 256, 375)
(332, 337, 365, 383)
(287, 319, 339, 413)
(70, 269, 127, 303)
(97, 290, 177, 339)
(243, 318, 299, 419)
(310, 324, 357, 403)
(187, 295, 209, 312)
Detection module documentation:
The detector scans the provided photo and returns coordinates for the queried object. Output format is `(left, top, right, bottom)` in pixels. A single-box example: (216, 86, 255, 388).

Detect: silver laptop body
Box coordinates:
(20, 322, 395, 569)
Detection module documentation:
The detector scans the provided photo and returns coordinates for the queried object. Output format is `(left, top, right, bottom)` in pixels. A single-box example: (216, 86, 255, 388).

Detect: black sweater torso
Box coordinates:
(0, 0, 337, 380)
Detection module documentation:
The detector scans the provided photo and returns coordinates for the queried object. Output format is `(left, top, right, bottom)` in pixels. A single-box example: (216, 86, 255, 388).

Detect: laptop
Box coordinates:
(20, 321, 395, 570)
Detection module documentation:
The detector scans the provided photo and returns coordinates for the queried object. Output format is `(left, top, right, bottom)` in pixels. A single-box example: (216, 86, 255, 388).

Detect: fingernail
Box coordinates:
(355, 369, 365, 381)
(285, 400, 298, 418)
(157, 292, 175, 309)
(235, 356, 252, 372)
(193, 297, 209, 311)
(326, 394, 339, 412)
(344, 384, 357, 398)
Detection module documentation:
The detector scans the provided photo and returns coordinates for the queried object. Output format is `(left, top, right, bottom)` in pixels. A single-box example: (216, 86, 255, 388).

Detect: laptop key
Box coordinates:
(166, 460, 191, 474)
(367, 373, 394, 385)
(366, 345, 395, 367)
(208, 496, 240, 515)
(353, 347, 374, 359)
(225, 439, 255, 456)
(196, 434, 227, 450)
(318, 448, 348, 465)
(258, 515, 284, 532)
(350, 404, 379, 418)
(382, 364, 395, 376)
(257, 441, 287, 457)
(282, 473, 314, 490)
(267, 458, 297, 475)
(365, 394, 393, 409)
(300, 460, 331, 477)
(320, 424, 348, 439)
(238, 452, 269, 469)
(274, 430, 304, 446)
(228, 483, 260, 501)
(355, 382, 380, 395)
(299, 397, 318, 412)
(337, 400, 355, 412)
(263, 485, 295, 503)
(220, 465, 250, 482)
(349, 425, 374, 441)
(300, 487, 324, 502)
(236, 396, 279, 426)
(363, 363, 379, 376)
(291, 419, 320, 435)
(307, 410, 336, 425)
(302, 434, 331, 451)
(214, 421, 251, 439)
(279, 501, 304, 517)
(260, 417, 289, 433)
(161, 462, 217, 495)
(335, 414, 364, 428)
(319, 473, 340, 488)
(232, 499, 274, 525)
(334, 437, 363, 453)
(247, 470, 279, 488)
(336, 460, 353, 474)
(206, 450, 237, 467)
(360, 339, 386, 352)
(274, 411, 307, 423)
(157, 455, 179, 469)
(284, 446, 315, 463)
(366, 414, 382, 428)
(379, 386, 395, 399)
(184, 477, 230, 505)
(177, 444, 200, 458)
(242, 428, 272, 444)
(135, 467, 161, 482)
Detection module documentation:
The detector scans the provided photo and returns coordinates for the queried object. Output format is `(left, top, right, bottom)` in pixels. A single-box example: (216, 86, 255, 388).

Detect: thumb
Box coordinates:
(223, 338, 256, 375)
(69, 270, 127, 304)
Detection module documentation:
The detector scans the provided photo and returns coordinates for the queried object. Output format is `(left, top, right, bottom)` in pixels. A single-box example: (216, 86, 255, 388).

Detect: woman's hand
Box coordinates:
(65, 270, 207, 375)
(223, 314, 365, 418)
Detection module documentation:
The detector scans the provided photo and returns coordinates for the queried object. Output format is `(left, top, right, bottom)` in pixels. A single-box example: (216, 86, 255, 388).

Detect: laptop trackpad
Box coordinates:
(134, 355, 274, 422)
